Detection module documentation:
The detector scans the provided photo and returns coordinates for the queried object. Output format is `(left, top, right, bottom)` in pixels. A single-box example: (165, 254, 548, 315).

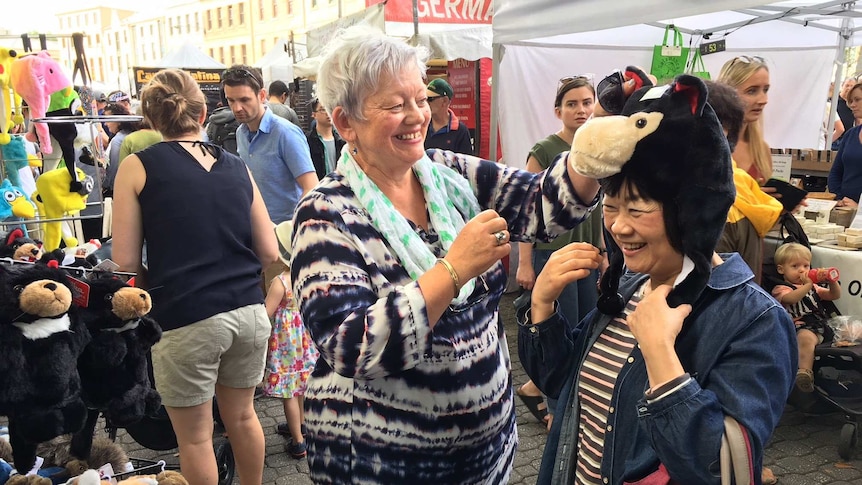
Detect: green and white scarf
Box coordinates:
(338, 149, 480, 305)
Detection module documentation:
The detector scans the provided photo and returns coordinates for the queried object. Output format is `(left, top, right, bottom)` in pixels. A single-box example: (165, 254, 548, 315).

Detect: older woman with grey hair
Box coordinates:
(289, 26, 601, 483)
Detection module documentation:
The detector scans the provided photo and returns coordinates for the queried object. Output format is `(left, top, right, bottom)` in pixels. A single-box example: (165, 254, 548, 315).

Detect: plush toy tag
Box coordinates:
(98, 462, 117, 485)
(69, 276, 91, 307)
(661, 45, 682, 57)
(640, 85, 670, 102)
(94, 259, 120, 272)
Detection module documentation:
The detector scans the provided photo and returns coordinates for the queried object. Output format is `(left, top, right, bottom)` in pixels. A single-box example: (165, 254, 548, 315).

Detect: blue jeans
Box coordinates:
(533, 248, 599, 414)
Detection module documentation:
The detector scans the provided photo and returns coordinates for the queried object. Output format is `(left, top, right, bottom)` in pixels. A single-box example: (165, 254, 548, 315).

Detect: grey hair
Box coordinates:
(316, 25, 430, 121)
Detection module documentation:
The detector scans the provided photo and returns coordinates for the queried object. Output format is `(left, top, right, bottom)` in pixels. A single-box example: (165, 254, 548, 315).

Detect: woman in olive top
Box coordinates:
(515, 76, 606, 429)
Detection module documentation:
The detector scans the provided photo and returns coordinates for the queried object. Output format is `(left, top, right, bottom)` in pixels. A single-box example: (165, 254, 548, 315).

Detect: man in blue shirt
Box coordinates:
(222, 65, 318, 225)
(425, 78, 474, 155)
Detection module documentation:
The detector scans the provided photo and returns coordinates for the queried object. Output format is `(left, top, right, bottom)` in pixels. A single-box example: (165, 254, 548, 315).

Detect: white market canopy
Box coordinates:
(149, 41, 225, 69)
(256, 38, 294, 87)
(491, 0, 862, 166)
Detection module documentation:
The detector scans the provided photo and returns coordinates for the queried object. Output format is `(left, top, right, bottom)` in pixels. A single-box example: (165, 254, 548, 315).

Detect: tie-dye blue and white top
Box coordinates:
(290, 148, 598, 484)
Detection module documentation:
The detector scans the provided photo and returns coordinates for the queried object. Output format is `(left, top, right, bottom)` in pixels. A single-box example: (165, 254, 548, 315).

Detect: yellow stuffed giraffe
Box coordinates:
(0, 47, 21, 145)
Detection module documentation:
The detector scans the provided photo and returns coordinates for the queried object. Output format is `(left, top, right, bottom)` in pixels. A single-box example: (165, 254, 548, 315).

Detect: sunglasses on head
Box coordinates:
(731, 55, 766, 66)
(557, 75, 593, 89)
(596, 70, 627, 115)
(222, 68, 262, 88)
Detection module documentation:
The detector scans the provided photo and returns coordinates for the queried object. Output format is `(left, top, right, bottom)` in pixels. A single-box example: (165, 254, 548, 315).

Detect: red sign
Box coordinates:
(366, 0, 491, 24)
(447, 59, 476, 131)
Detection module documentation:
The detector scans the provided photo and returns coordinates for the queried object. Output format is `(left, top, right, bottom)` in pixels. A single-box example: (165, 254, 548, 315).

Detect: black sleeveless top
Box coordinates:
(137, 141, 263, 331)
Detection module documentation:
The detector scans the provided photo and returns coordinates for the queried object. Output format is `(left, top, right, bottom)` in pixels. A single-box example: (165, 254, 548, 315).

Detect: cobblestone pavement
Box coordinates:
(10, 293, 862, 484)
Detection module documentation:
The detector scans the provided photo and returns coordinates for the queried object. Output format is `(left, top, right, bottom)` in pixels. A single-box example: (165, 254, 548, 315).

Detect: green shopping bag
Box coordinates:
(650, 25, 689, 84)
(688, 49, 711, 80)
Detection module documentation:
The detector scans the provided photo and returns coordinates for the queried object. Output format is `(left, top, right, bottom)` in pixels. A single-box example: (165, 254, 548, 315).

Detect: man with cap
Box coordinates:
(425, 78, 473, 155)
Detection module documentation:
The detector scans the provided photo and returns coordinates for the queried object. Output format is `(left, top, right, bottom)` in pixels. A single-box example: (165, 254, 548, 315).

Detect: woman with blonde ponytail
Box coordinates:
(718, 56, 773, 184)
(111, 68, 278, 485)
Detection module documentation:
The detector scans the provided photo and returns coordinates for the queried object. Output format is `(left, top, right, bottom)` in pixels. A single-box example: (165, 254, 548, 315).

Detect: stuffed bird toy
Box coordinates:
(0, 178, 36, 220)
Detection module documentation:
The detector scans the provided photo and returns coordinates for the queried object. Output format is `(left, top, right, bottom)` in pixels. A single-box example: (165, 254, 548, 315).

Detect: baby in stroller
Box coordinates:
(771, 242, 842, 393)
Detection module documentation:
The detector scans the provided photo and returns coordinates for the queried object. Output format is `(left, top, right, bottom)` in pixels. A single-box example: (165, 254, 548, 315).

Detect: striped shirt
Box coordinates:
(574, 283, 645, 484)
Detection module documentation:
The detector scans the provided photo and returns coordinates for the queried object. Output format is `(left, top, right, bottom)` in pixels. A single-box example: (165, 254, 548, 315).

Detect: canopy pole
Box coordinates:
(826, 15, 852, 150)
(490, 43, 502, 162)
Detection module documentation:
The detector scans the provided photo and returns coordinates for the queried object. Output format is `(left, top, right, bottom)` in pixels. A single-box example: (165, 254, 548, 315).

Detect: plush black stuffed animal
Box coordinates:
(0, 260, 90, 474)
(0, 228, 43, 262)
(69, 272, 161, 463)
(571, 74, 735, 315)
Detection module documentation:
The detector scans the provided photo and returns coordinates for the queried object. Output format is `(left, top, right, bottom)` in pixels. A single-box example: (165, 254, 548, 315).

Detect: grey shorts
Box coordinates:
(152, 304, 271, 408)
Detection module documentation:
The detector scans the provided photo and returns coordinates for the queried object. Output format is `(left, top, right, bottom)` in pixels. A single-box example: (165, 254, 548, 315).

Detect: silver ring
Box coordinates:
(494, 230, 507, 245)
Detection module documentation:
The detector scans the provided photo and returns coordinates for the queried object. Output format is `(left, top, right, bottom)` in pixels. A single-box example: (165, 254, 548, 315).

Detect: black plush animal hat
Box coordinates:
(571, 74, 735, 315)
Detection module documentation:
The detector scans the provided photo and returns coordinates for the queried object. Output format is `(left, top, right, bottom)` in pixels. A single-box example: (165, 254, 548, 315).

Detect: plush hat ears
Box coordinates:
(5, 228, 25, 246)
(590, 74, 735, 315)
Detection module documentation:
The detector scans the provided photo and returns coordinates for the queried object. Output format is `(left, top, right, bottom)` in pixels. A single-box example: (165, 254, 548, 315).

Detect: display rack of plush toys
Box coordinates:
(1, 114, 143, 252)
(1, 46, 144, 252)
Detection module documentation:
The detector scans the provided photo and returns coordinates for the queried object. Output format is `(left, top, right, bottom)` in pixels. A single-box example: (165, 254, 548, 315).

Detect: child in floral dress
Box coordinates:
(265, 222, 319, 458)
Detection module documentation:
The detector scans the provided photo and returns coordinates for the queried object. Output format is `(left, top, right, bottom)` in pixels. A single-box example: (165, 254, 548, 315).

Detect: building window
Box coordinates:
(272, 0, 277, 17)
(228, 6, 233, 26)
(185, 14, 190, 33)
(230, 45, 236, 64)
(210, 48, 215, 58)
(259, 1, 264, 21)
(195, 13, 200, 31)
(95, 34, 100, 44)
(241, 44, 247, 64)
(219, 47, 225, 63)
(287, 0, 293, 14)
(311, 0, 317, 8)
(261, 39, 265, 55)
(168, 18, 173, 33)
(217, 8, 223, 28)
(207, 10, 212, 30)
(239, 3, 245, 24)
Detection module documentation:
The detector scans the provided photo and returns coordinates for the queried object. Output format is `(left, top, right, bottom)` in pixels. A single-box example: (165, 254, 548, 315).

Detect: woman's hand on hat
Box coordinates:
(627, 284, 690, 360)
(446, 209, 511, 282)
(531, 243, 602, 320)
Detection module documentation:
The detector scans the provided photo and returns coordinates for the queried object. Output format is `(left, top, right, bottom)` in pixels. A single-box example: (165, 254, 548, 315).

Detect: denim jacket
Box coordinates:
(518, 253, 797, 484)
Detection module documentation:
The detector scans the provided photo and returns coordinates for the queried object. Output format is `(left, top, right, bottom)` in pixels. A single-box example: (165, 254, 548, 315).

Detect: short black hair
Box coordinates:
(268, 80, 289, 97)
(703, 80, 744, 152)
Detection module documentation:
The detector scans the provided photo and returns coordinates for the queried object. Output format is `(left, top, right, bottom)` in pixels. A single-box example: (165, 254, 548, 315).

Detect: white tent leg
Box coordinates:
(490, 43, 503, 162)
(827, 16, 853, 148)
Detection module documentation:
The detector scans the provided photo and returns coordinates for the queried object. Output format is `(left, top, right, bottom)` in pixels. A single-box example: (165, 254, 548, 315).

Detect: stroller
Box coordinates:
(763, 214, 862, 460)
(92, 397, 235, 484)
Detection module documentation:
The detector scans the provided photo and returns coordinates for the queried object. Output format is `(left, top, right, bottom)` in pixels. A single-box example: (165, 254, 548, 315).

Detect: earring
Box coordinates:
(352, 147, 358, 155)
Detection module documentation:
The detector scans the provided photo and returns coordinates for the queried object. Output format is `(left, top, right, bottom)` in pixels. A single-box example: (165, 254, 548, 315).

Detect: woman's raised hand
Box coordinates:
(532, 243, 603, 309)
(445, 209, 512, 281)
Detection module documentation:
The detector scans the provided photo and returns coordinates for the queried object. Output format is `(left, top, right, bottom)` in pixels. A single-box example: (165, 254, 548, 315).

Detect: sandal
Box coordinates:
(761, 466, 778, 485)
(796, 368, 815, 393)
(516, 389, 548, 424)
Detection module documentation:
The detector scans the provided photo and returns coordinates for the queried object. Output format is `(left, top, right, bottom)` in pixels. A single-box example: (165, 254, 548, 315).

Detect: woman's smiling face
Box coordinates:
(602, 187, 683, 287)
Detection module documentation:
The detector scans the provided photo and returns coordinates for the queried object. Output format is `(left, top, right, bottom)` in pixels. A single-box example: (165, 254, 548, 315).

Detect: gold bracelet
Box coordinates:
(436, 258, 460, 295)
